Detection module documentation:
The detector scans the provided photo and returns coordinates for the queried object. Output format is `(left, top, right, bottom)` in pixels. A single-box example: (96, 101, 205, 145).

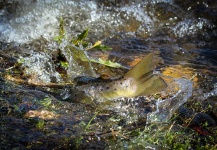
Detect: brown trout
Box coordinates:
(71, 53, 167, 103)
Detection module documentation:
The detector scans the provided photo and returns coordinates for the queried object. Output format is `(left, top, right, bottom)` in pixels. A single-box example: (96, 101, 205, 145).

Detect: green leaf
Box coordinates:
(90, 58, 124, 68)
(85, 41, 112, 51)
(85, 112, 98, 131)
(59, 17, 65, 38)
(54, 17, 65, 44)
(86, 41, 102, 50)
(73, 29, 89, 45)
(39, 97, 52, 107)
(54, 35, 64, 43)
(69, 46, 89, 62)
(94, 44, 112, 50)
(80, 41, 89, 49)
(60, 61, 69, 69)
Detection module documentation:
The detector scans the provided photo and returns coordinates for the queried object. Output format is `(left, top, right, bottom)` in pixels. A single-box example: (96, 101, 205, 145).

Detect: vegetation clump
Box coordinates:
(54, 17, 124, 73)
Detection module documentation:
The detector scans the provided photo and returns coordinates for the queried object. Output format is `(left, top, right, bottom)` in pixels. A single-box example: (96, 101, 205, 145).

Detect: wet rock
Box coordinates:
(174, 0, 217, 23)
(178, 106, 216, 127)
(96, 0, 132, 7)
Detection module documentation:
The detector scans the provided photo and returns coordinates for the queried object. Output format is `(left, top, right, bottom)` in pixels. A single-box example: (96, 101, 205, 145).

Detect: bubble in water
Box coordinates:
(21, 52, 62, 83)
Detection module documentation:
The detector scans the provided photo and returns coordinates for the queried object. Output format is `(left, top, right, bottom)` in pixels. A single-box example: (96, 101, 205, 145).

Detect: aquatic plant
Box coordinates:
(54, 17, 123, 71)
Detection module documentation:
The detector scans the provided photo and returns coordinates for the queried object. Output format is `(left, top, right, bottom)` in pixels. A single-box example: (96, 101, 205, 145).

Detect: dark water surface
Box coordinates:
(0, 0, 217, 149)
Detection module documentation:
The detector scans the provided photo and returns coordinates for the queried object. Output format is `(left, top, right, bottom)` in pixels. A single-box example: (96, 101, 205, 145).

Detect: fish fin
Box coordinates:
(136, 75, 167, 96)
(124, 53, 167, 96)
(124, 53, 154, 80)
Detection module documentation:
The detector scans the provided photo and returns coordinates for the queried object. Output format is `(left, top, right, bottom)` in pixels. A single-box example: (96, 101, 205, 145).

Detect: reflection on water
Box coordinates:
(0, 0, 217, 149)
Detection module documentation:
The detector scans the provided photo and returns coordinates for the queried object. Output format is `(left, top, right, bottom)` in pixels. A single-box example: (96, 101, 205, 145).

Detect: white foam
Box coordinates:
(173, 18, 215, 37)
(120, 4, 153, 23)
(0, 1, 60, 43)
(0, 0, 214, 43)
(21, 52, 62, 83)
(0, 0, 153, 43)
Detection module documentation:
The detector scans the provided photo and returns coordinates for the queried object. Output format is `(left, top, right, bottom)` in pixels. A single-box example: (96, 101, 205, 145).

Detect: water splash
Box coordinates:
(58, 40, 97, 79)
(21, 52, 62, 83)
(1, 0, 214, 44)
(203, 82, 217, 99)
(147, 78, 193, 123)
(173, 18, 215, 37)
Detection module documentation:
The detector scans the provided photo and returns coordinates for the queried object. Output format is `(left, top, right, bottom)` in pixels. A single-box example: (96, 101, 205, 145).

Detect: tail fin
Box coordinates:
(124, 53, 167, 96)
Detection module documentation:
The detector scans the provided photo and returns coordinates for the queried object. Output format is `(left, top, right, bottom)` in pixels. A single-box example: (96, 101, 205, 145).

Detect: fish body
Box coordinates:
(72, 53, 167, 103)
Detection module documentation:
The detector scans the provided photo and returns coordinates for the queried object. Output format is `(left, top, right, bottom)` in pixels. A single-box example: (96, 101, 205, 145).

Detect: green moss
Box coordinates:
(39, 97, 52, 107)
(36, 119, 45, 130)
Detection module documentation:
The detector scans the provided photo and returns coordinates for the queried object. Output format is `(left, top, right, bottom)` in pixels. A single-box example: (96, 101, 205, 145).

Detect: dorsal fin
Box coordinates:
(124, 53, 154, 80)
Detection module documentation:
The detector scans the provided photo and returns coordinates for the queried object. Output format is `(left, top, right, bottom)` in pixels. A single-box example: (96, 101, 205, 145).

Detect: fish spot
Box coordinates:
(106, 87, 110, 90)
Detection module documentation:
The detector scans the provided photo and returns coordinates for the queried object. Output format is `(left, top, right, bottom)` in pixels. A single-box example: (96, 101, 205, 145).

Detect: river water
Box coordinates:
(0, 0, 217, 149)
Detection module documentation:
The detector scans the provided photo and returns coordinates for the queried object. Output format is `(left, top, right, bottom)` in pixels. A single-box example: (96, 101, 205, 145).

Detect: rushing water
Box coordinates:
(1, 0, 216, 43)
(0, 0, 217, 149)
